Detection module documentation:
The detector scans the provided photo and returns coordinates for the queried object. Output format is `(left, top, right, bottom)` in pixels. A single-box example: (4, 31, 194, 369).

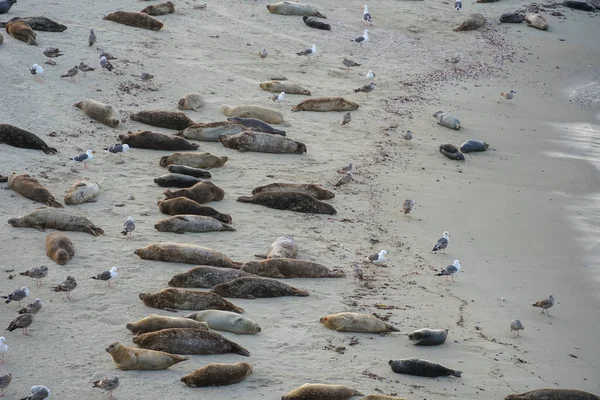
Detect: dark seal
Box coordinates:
(499, 12, 524, 23)
(408, 328, 449, 346)
(237, 191, 336, 214)
(211, 276, 309, 299)
(157, 197, 232, 224)
(563, 0, 596, 11)
(389, 358, 461, 378)
(167, 165, 212, 179)
(119, 130, 199, 151)
(303, 16, 331, 30)
(439, 144, 465, 161)
(460, 139, 489, 153)
(130, 110, 195, 130)
(0, 16, 67, 31)
(227, 116, 286, 136)
(0, 124, 57, 154)
(0, 0, 16, 15)
(505, 389, 600, 400)
(154, 173, 205, 188)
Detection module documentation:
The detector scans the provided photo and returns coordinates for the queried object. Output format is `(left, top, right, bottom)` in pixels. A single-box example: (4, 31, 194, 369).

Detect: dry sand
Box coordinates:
(0, 0, 599, 398)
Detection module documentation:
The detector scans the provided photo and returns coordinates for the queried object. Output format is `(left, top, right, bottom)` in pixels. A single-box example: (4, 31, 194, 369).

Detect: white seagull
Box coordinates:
(270, 91, 286, 103)
(367, 70, 375, 80)
(0, 337, 7, 364)
(432, 231, 450, 253)
(91, 267, 119, 287)
(30, 64, 44, 82)
(70, 149, 94, 169)
(351, 30, 369, 46)
(366, 249, 388, 264)
(436, 259, 461, 282)
(104, 144, 130, 153)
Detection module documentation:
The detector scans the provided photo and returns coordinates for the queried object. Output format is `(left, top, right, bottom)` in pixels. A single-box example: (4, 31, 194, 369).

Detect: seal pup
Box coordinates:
(133, 328, 250, 356)
(501, 90, 516, 100)
(220, 104, 284, 124)
(389, 358, 461, 378)
(439, 144, 465, 161)
(259, 81, 310, 96)
(154, 173, 205, 188)
(91, 267, 118, 287)
(341, 112, 351, 125)
(532, 294, 554, 316)
(0, 374, 10, 396)
(19, 266, 48, 287)
(432, 231, 450, 253)
(454, 13, 485, 31)
(154, 215, 235, 233)
(366, 250, 387, 264)
(436, 260, 461, 282)
(181, 362, 253, 387)
(92, 376, 119, 400)
(212, 277, 310, 299)
(130, 110, 195, 130)
(141, 1, 175, 15)
(0, 0, 16, 14)
(9, 207, 104, 236)
(282, 384, 363, 400)
(159, 152, 228, 169)
(64, 180, 99, 205)
(51, 275, 76, 299)
(510, 320, 524, 337)
(266, 2, 326, 17)
(242, 258, 345, 278)
(127, 315, 208, 336)
(5, 19, 36, 45)
(7, 173, 63, 208)
(505, 389, 600, 400)
(158, 198, 231, 224)
(105, 342, 188, 370)
(433, 111, 461, 129)
(237, 191, 337, 215)
(139, 288, 244, 313)
(169, 266, 253, 289)
(460, 139, 489, 153)
(254, 235, 298, 259)
(219, 132, 306, 154)
(88, 29, 96, 46)
(74, 99, 120, 128)
(6, 313, 33, 335)
(178, 93, 204, 111)
(46, 232, 74, 265)
(185, 310, 261, 334)
(18, 298, 43, 315)
(0, 124, 57, 154)
(167, 165, 212, 179)
(320, 312, 399, 333)
(342, 57, 361, 72)
(351, 29, 369, 46)
(303, 16, 331, 30)
(227, 116, 286, 135)
(408, 328, 448, 345)
(1, 286, 29, 305)
(296, 43, 316, 63)
(134, 242, 241, 268)
(163, 181, 225, 204)
(119, 130, 199, 151)
(402, 199, 415, 216)
(292, 97, 359, 112)
(103, 11, 163, 30)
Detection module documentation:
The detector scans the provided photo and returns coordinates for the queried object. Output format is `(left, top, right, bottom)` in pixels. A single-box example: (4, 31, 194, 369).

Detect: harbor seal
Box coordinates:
(227, 116, 286, 135)
(505, 389, 600, 400)
(8, 207, 104, 236)
(408, 328, 449, 345)
(439, 144, 465, 161)
(291, 97, 359, 112)
(7, 174, 62, 208)
(524, 13, 548, 30)
(282, 384, 363, 400)
(154, 173, 205, 188)
(105, 342, 188, 370)
(159, 152, 228, 169)
(154, 215, 235, 233)
(119, 130, 199, 150)
(5, 20, 36, 45)
(163, 181, 225, 204)
(563, 0, 596, 11)
(0, 16, 66, 31)
(167, 165, 212, 179)
(185, 310, 261, 334)
(259, 81, 311, 96)
(454, 13, 485, 31)
(134, 242, 241, 268)
(211, 276, 310, 299)
(177, 93, 204, 111)
(0, 124, 57, 154)
(303, 16, 331, 30)
(320, 312, 399, 333)
(237, 192, 337, 215)
(130, 110, 195, 130)
(241, 258, 345, 278)
(169, 266, 253, 288)
(139, 288, 244, 313)
(126, 315, 209, 335)
(433, 111, 461, 130)
(220, 104, 284, 124)
(0, 0, 16, 14)
(176, 122, 244, 142)
(157, 197, 232, 224)
(460, 139, 489, 153)
(252, 183, 334, 200)
(389, 358, 461, 378)
(181, 362, 253, 387)
(103, 11, 163, 30)
(74, 99, 121, 128)
(133, 328, 250, 356)
(360, 396, 407, 400)
(64, 180, 99, 205)
(219, 131, 307, 154)
(45, 232, 74, 265)
(141, 1, 175, 15)
(254, 235, 298, 259)
(266, 2, 327, 18)
(499, 13, 524, 23)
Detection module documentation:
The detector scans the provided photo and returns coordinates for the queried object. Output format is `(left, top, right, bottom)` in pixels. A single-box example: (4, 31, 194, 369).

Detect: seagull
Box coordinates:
(0, 337, 7, 363)
(270, 91, 285, 103)
(30, 64, 44, 81)
(93, 376, 119, 400)
(97, 49, 117, 60)
(335, 171, 353, 187)
(342, 57, 361, 72)
(139, 72, 153, 81)
(6, 313, 33, 336)
(532, 294, 554, 317)
(51, 275, 77, 300)
(367, 70, 375, 81)
(402, 199, 415, 216)
(351, 29, 369, 46)
(432, 231, 450, 253)
(363, 5, 372, 24)
(297, 44, 316, 63)
(70, 149, 94, 169)
(19, 266, 48, 287)
(20, 385, 50, 400)
(510, 319, 524, 338)
(0, 373, 10, 396)
(89, 29, 97, 47)
(341, 112, 351, 126)
(78, 62, 95, 76)
(61, 65, 79, 79)
(353, 264, 364, 281)
(42, 47, 63, 65)
(1, 287, 29, 306)
(446, 55, 460, 65)
(259, 48, 268, 59)
(92, 267, 118, 287)
(18, 298, 43, 315)
(98, 56, 114, 72)
(501, 90, 516, 100)
(436, 259, 461, 282)
(122, 216, 135, 238)
(354, 82, 375, 97)
(337, 163, 353, 174)
(104, 143, 130, 153)
(403, 130, 413, 141)
(367, 250, 388, 264)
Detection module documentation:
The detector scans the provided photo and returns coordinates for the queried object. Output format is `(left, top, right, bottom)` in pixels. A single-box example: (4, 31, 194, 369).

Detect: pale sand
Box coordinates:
(0, 0, 599, 398)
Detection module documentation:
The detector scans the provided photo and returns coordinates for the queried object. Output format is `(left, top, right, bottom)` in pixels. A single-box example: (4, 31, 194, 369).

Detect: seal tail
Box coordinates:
(223, 298, 244, 314)
(47, 198, 64, 208)
(254, 253, 268, 259)
(272, 129, 286, 136)
(221, 223, 236, 232)
(236, 196, 253, 203)
(449, 369, 462, 377)
(174, 130, 184, 137)
(230, 341, 251, 356)
(385, 323, 400, 332)
(292, 288, 310, 297)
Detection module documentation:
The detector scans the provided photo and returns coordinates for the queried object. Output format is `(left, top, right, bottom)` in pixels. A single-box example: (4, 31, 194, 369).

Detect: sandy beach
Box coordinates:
(0, 0, 599, 398)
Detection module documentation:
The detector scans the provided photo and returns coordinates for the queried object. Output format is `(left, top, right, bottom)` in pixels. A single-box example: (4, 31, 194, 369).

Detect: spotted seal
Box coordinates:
(133, 328, 250, 356)
(169, 266, 254, 288)
(103, 11, 163, 30)
(7, 174, 63, 208)
(227, 116, 286, 135)
(320, 312, 399, 333)
(211, 276, 309, 299)
(254, 235, 298, 259)
(167, 165, 212, 179)
(454, 13, 485, 31)
(163, 181, 225, 204)
(181, 362, 253, 387)
(0, 16, 66, 31)
(303, 16, 331, 30)
(282, 384, 363, 400)
(237, 192, 337, 215)
(119, 130, 199, 150)
(266, 2, 327, 17)
(252, 183, 334, 200)
(126, 315, 209, 335)
(184, 310, 261, 334)
(105, 342, 188, 370)
(219, 131, 306, 154)
(175, 122, 244, 142)
(505, 389, 600, 400)
(408, 328, 448, 346)
(177, 93, 204, 110)
(524, 13, 548, 30)
(45, 232, 75, 265)
(259, 81, 311, 96)
(5, 19, 36, 45)
(134, 242, 241, 268)
(159, 152, 228, 169)
(220, 104, 284, 124)
(154, 174, 205, 188)
(389, 358, 461, 378)
(154, 215, 235, 233)
(460, 139, 489, 153)
(64, 180, 99, 205)
(141, 1, 175, 15)
(74, 99, 121, 128)
(130, 110, 194, 130)
(0, 124, 57, 154)
(241, 258, 345, 278)
(139, 288, 244, 313)
(291, 97, 359, 112)
(8, 207, 104, 236)
(439, 144, 465, 161)
(157, 197, 232, 224)
(433, 111, 461, 130)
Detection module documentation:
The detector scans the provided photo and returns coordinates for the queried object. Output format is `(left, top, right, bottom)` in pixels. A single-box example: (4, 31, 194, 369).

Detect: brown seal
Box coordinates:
(119, 130, 199, 151)
(139, 288, 244, 313)
(45, 232, 74, 265)
(524, 13, 548, 30)
(126, 314, 208, 335)
(163, 181, 224, 204)
(103, 11, 163, 31)
(5, 19, 37, 45)
(211, 276, 309, 299)
(505, 389, 600, 400)
(282, 384, 363, 400)
(64, 180, 99, 205)
(241, 258, 345, 278)
(134, 242, 241, 267)
(254, 235, 298, 259)
(74, 99, 121, 128)
(167, 165, 212, 179)
(159, 152, 228, 169)
(158, 197, 232, 224)
(7, 173, 62, 208)
(8, 207, 104, 236)
(259, 81, 311, 95)
(141, 1, 175, 15)
(266, 2, 327, 17)
(105, 342, 188, 370)
(219, 131, 307, 154)
(169, 266, 254, 288)
(0, 16, 66, 32)
(291, 97, 359, 112)
(177, 93, 204, 111)
(237, 192, 337, 215)
(181, 362, 253, 387)
(154, 215, 235, 233)
(132, 328, 250, 356)
(454, 13, 485, 31)
(320, 312, 399, 332)
(252, 183, 334, 200)
(130, 110, 194, 130)
(0, 124, 57, 154)
(220, 104, 284, 124)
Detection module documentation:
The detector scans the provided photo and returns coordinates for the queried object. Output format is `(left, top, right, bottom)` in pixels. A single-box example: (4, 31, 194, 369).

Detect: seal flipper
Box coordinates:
(292, 288, 309, 297)
(385, 323, 399, 332)
(229, 340, 250, 356)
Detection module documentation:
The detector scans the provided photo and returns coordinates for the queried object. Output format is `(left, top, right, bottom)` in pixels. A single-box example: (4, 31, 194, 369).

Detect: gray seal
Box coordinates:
(237, 191, 336, 214)
(439, 144, 465, 161)
(132, 328, 250, 356)
(563, 0, 596, 11)
(0, 124, 57, 154)
(154, 173, 205, 188)
(167, 165, 211, 179)
(303, 16, 331, 30)
(0, 1, 17, 15)
(460, 139, 489, 153)
(211, 276, 309, 299)
(389, 358, 461, 378)
(227, 117, 286, 136)
(499, 13, 524, 23)
(0, 16, 67, 31)
(505, 389, 600, 400)
(433, 111, 461, 130)
(168, 266, 254, 288)
(408, 328, 448, 346)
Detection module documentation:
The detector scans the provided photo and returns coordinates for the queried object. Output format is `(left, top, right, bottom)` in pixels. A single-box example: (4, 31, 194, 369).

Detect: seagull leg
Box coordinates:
(23, 327, 29, 336)
(451, 275, 455, 282)
(546, 309, 550, 317)
(84, 162, 88, 169)
(66, 292, 72, 300)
